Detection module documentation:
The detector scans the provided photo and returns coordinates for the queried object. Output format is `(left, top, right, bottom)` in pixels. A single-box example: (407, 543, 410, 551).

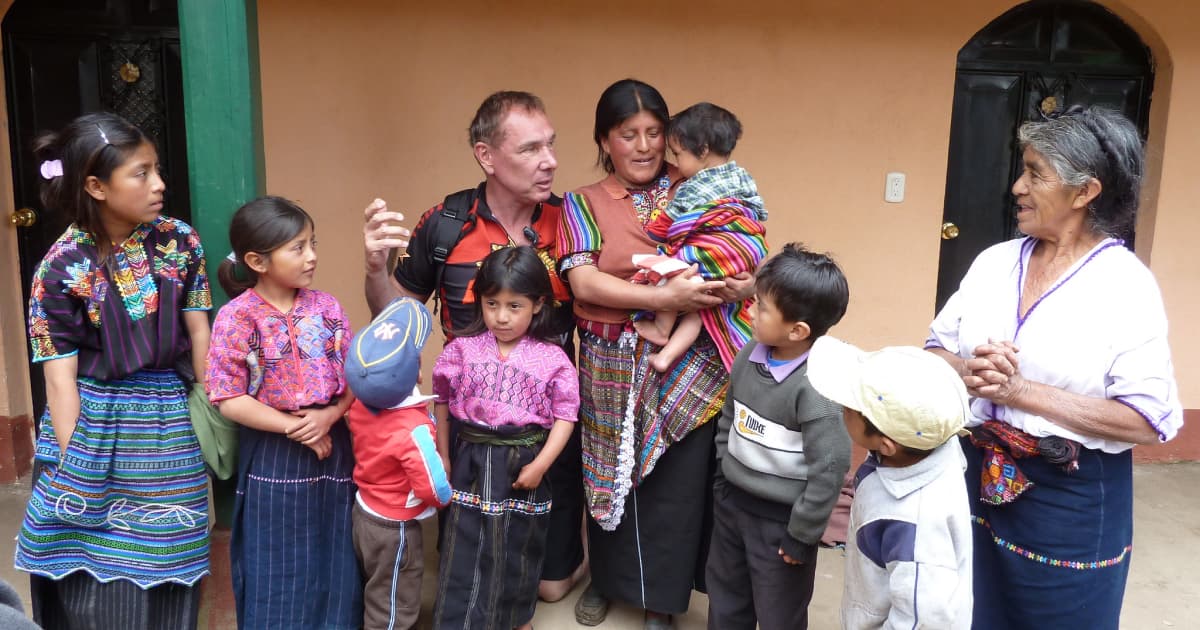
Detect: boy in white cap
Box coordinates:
(344, 297, 452, 630)
(807, 336, 973, 630)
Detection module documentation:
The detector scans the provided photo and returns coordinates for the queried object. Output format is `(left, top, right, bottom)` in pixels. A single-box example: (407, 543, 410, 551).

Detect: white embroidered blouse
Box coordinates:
(927, 236, 1182, 453)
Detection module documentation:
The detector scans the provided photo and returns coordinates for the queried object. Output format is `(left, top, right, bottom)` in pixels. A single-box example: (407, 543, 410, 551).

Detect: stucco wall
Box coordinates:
(254, 0, 1198, 406)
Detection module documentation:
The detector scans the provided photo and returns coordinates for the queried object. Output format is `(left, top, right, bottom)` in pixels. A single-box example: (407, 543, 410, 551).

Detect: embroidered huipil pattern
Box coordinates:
(206, 288, 350, 410)
(27, 216, 211, 381)
(432, 332, 579, 429)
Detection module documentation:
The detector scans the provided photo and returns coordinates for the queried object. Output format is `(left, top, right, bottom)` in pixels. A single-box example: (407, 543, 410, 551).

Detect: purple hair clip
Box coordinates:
(40, 159, 63, 180)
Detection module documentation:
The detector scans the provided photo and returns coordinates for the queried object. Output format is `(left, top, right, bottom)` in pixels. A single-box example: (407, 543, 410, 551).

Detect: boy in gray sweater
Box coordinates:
(706, 243, 852, 630)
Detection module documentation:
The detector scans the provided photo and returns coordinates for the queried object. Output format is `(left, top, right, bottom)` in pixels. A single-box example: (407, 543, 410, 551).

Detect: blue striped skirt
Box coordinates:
(16, 369, 210, 588)
(231, 420, 361, 629)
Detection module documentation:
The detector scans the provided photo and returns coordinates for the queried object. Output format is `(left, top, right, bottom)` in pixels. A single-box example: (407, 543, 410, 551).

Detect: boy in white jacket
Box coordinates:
(808, 337, 973, 629)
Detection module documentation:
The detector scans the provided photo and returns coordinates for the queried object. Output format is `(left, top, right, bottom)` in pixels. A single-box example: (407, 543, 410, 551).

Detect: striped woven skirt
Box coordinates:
(964, 437, 1134, 630)
(231, 420, 361, 629)
(433, 424, 552, 629)
(579, 327, 727, 532)
(16, 369, 210, 589)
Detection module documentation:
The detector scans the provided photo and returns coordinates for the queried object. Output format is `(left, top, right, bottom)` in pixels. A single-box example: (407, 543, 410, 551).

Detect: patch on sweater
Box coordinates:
(856, 518, 917, 569)
(729, 400, 808, 480)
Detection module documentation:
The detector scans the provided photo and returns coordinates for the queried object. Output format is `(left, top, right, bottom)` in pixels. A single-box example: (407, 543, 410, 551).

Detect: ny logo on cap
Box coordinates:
(373, 322, 402, 341)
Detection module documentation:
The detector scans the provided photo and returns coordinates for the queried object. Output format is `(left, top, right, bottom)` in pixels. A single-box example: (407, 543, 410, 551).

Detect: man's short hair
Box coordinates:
(755, 242, 849, 338)
(468, 91, 546, 147)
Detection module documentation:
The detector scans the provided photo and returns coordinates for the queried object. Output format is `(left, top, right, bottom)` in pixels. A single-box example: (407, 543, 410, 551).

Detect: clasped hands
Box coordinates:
(286, 406, 342, 460)
(962, 339, 1030, 406)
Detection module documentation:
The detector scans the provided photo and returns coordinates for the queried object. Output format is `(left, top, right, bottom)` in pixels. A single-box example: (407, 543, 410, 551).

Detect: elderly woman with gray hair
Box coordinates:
(926, 105, 1183, 630)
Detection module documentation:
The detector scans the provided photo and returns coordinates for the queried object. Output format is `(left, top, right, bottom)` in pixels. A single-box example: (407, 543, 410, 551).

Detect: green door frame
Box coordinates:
(178, 0, 265, 308)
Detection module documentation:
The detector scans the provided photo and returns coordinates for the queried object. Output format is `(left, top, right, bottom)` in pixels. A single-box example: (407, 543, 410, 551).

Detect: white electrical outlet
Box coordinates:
(885, 172, 905, 203)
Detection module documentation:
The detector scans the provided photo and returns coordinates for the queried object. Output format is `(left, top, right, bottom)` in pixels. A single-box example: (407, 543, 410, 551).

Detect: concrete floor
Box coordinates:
(2, 462, 1198, 629)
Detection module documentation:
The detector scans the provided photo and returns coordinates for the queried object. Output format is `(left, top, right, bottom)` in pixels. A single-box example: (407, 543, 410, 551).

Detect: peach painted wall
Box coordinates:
(255, 0, 1200, 407)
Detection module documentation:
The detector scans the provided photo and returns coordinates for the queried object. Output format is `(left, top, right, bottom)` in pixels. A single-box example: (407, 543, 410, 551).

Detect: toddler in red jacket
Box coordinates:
(345, 297, 451, 630)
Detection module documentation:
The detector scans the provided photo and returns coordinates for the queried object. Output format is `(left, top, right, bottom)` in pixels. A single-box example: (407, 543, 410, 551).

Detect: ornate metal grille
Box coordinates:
(100, 39, 168, 150)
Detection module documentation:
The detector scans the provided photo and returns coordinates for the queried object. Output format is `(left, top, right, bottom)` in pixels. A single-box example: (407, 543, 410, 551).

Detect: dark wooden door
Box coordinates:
(3, 0, 189, 424)
(935, 0, 1153, 311)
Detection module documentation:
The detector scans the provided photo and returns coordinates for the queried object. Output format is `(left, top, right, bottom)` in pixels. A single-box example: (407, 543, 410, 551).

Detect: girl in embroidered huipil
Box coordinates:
(16, 113, 212, 629)
(431, 246, 579, 630)
(205, 197, 361, 629)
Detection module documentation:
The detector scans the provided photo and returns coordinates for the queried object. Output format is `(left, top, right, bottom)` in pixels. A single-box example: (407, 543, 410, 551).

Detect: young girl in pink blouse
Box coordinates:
(205, 196, 361, 629)
(431, 246, 579, 630)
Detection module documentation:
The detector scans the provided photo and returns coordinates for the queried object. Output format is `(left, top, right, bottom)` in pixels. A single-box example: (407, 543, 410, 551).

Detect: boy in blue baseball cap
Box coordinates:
(345, 297, 451, 630)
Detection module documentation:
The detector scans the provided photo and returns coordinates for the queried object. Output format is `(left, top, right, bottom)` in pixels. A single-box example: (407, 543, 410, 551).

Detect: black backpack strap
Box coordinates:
(428, 188, 477, 315)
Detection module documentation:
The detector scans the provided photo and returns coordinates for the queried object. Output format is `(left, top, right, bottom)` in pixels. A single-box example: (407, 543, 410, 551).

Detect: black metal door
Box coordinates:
(3, 0, 188, 423)
(936, 0, 1153, 311)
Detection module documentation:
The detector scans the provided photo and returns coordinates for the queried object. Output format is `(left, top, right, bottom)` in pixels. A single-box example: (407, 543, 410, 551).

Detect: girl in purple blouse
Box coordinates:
(16, 113, 211, 629)
(205, 197, 361, 628)
(431, 246, 579, 630)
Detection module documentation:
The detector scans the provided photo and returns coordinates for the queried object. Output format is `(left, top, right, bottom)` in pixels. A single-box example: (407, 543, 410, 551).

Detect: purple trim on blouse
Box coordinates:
(1115, 397, 1169, 442)
(748, 343, 809, 383)
(995, 237, 1129, 426)
(1014, 237, 1124, 340)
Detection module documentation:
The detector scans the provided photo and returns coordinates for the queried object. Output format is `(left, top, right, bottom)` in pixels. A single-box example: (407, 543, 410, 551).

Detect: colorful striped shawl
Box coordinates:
(659, 197, 767, 371)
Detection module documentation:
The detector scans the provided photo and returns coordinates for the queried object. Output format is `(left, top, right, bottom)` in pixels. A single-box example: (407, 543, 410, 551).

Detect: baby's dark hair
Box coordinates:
(217, 196, 314, 298)
(861, 414, 934, 457)
(668, 102, 743, 158)
(455, 246, 558, 343)
(755, 243, 849, 338)
(35, 112, 153, 264)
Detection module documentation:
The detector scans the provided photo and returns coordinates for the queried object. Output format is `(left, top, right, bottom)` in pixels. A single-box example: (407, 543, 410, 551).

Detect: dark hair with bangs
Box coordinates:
(593, 78, 670, 174)
(454, 246, 558, 343)
(35, 112, 154, 264)
(668, 102, 743, 158)
(217, 196, 315, 298)
(755, 242, 849, 338)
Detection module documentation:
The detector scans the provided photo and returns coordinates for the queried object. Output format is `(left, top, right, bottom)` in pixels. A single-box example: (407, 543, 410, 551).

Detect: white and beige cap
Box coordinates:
(807, 336, 971, 451)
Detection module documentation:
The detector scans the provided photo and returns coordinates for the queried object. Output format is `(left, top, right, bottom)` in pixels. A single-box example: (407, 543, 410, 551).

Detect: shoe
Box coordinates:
(644, 612, 674, 629)
(574, 582, 609, 626)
